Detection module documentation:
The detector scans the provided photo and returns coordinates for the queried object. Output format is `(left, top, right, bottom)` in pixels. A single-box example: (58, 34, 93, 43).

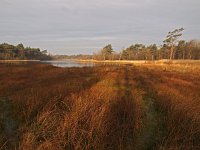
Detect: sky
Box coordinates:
(0, 0, 200, 55)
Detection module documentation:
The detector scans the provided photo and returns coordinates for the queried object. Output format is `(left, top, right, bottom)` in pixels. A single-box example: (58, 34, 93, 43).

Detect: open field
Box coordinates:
(0, 63, 200, 150)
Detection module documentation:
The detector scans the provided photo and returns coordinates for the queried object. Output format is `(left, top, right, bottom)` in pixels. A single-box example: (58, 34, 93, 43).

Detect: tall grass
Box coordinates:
(0, 63, 199, 149)
(138, 65, 200, 149)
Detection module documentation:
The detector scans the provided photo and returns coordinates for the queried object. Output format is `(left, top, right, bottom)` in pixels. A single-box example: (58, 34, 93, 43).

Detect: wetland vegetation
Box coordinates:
(0, 62, 200, 150)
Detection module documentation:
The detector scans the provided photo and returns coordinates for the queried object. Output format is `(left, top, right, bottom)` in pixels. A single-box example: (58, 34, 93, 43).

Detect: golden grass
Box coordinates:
(136, 65, 200, 149)
(0, 63, 200, 149)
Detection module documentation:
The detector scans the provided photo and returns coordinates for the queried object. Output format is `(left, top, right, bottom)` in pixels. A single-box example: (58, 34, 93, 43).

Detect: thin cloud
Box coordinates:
(0, 0, 199, 54)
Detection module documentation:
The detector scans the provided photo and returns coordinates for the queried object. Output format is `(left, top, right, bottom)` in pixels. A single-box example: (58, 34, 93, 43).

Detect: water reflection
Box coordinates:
(0, 60, 121, 68)
(41, 60, 96, 68)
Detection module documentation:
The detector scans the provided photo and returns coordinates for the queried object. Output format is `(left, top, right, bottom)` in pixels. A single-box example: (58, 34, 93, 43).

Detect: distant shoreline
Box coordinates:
(75, 59, 200, 65)
(0, 60, 40, 62)
(1, 59, 199, 65)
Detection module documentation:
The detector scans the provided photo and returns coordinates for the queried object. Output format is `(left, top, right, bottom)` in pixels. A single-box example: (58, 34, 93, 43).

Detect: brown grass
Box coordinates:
(136, 65, 200, 149)
(0, 62, 200, 150)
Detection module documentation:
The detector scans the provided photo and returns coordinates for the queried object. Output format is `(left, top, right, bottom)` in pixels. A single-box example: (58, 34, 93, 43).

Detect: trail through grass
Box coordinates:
(0, 63, 200, 149)
(122, 67, 165, 149)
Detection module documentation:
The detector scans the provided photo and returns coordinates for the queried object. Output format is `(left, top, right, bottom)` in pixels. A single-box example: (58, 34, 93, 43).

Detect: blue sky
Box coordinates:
(0, 0, 200, 54)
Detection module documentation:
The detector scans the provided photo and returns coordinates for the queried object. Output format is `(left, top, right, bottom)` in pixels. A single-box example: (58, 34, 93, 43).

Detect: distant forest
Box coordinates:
(1, 28, 200, 61)
(0, 43, 52, 60)
(56, 28, 200, 61)
(55, 39, 200, 61)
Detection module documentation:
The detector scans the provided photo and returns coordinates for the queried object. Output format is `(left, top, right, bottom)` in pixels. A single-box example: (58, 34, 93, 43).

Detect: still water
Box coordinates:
(0, 60, 117, 68)
(40, 60, 96, 67)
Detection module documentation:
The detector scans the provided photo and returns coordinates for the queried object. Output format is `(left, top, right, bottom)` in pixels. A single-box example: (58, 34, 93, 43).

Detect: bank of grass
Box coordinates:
(18, 67, 145, 150)
(0, 63, 100, 149)
(0, 63, 200, 149)
(136, 66, 200, 149)
(76, 59, 200, 64)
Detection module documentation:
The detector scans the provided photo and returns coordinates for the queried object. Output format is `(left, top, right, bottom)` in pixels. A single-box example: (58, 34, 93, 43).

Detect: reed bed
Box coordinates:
(0, 63, 200, 150)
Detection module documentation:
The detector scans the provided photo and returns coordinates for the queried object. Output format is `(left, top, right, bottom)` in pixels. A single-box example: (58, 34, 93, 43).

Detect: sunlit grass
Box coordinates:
(0, 63, 200, 149)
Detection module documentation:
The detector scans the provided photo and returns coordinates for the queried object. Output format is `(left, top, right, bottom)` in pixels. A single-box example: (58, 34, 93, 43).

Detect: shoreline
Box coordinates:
(0, 60, 40, 62)
(75, 59, 200, 65)
(1, 59, 199, 65)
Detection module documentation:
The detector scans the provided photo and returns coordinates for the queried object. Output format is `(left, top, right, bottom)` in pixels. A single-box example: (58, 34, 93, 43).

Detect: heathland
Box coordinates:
(0, 61, 200, 150)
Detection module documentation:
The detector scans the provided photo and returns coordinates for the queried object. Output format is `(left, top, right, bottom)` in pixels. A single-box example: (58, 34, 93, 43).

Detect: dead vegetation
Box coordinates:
(0, 62, 200, 150)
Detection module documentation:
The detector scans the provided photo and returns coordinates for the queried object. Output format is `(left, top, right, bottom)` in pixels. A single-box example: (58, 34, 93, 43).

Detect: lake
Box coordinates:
(41, 60, 97, 67)
(0, 60, 119, 68)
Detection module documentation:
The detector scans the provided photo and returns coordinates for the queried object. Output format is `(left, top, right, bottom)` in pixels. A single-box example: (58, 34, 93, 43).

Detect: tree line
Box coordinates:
(59, 28, 200, 61)
(2, 28, 200, 61)
(92, 39, 200, 61)
(0, 43, 52, 60)
(93, 28, 200, 60)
